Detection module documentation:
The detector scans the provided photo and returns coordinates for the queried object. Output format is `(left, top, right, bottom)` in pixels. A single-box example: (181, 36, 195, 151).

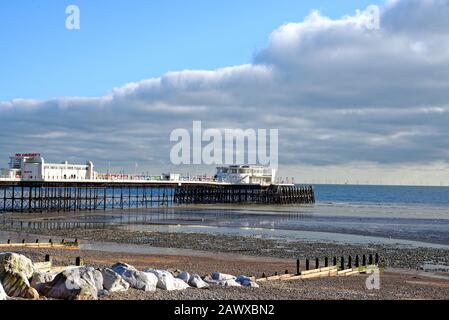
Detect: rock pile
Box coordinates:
(0, 252, 259, 300)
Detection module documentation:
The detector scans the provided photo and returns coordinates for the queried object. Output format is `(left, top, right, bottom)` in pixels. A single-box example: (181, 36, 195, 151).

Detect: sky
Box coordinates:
(1, 0, 449, 185)
(0, 0, 382, 100)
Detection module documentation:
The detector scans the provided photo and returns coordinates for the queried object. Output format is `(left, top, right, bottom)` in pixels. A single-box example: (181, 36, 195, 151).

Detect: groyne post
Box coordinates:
(75, 257, 83, 266)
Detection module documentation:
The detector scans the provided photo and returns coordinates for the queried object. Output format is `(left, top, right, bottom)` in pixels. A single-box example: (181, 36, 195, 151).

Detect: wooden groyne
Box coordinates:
(0, 238, 80, 250)
(256, 254, 380, 283)
(0, 181, 314, 213)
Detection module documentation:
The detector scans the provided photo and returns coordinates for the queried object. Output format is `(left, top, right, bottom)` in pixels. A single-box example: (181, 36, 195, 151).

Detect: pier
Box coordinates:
(0, 181, 315, 213)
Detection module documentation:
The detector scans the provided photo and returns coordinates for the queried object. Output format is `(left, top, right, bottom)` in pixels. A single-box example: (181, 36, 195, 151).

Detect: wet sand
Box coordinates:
(2, 225, 449, 269)
(3, 205, 449, 245)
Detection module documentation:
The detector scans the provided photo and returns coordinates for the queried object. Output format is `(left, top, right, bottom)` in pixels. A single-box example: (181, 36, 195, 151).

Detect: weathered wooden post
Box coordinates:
(325, 257, 329, 267)
(315, 258, 319, 269)
(45, 254, 51, 262)
(22, 239, 25, 244)
(7, 239, 10, 244)
(296, 259, 300, 275)
(363, 254, 367, 266)
(369, 254, 373, 265)
(306, 259, 310, 271)
(340, 256, 345, 270)
(375, 253, 379, 264)
(348, 255, 352, 268)
(333, 256, 337, 266)
(75, 257, 83, 266)
(355, 255, 359, 267)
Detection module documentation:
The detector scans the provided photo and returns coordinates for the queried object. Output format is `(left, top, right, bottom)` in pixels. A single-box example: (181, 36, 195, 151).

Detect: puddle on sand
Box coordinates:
(118, 223, 449, 249)
(2, 205, 449, 249)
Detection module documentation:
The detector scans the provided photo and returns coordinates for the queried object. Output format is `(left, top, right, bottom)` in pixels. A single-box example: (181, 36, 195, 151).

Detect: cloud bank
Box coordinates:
(1, 0, 449, 184)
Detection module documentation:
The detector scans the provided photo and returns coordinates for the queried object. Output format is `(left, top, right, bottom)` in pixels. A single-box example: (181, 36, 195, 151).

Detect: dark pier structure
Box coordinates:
(173, 184, 314, 205)
(0, 181, 314, 213)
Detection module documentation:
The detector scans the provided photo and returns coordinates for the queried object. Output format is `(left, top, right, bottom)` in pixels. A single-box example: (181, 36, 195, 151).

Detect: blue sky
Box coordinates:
(1, 0, 449, 185)
(0, 0, 382, 100)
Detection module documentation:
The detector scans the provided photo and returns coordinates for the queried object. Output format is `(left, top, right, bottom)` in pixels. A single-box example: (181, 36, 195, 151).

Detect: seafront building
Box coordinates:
(1, 153, 95, 181)
(215, 165, 276, 185)
(0, 154, 276, 186)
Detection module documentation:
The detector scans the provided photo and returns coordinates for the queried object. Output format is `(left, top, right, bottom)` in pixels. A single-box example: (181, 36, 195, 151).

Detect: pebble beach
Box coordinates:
(1, 223, 449, 300)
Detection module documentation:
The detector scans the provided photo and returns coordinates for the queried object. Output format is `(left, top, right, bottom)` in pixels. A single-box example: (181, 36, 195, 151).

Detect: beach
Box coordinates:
(1, 187, 449, 301)
(2, 243, 449, 300)
(1, 221, 449, 300)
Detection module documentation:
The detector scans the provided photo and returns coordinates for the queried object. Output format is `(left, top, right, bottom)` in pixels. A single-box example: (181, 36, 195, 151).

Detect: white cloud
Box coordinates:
(1, 0, 449, 184)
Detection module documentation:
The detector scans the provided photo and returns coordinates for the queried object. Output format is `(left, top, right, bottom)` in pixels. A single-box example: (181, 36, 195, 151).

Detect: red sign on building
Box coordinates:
(15, 153, 41, 157)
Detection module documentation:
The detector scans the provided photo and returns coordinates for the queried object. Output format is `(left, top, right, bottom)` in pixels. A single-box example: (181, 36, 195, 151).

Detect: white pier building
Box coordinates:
(0, 154, 277, 186)
(1, 153, 96, 181)
(215, 165, 276, 185)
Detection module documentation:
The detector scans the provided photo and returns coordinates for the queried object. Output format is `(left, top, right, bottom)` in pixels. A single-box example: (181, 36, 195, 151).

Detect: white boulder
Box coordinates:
(79, 267, 104, 292)
(144, 269, 190, 291)
(31, 271, 58, 293)
(188, 274, 209, 289)
(211, 272, 236, 281)
(112, 262, 157, 292)
(41, 267, 100, 300)
(236, 275, 259, 288)
(177, 271, 209, 289)
(221, 279, 242, 287)
(204, 275, 241, 287)
(173, 278, 190, 290)
(177, 271, 190, 283)
(100, 268, 129, 292)
(0, 252, 39, 299)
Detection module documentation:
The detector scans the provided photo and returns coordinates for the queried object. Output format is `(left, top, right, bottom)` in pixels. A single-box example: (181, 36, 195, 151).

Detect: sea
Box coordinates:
(2, 185, 449, 249)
